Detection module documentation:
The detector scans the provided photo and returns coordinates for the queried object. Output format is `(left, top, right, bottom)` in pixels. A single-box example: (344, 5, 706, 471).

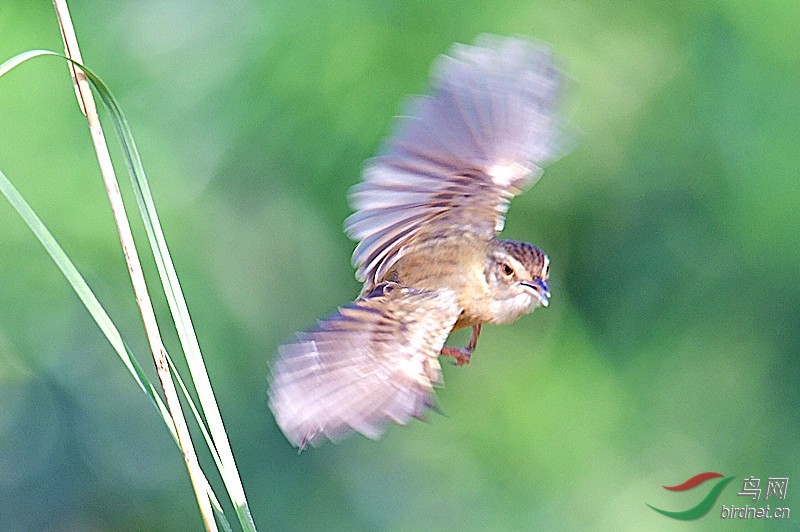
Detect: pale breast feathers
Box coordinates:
(345, 35, 564, 288)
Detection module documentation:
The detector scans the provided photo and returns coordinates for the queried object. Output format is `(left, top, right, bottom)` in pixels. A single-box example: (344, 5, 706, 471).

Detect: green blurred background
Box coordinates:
(1, 1, 798, 530)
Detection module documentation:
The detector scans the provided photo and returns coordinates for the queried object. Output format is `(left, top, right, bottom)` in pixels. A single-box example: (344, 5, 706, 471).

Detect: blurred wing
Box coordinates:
(346, 35, 563, 286)
(268, 285, 461, 449)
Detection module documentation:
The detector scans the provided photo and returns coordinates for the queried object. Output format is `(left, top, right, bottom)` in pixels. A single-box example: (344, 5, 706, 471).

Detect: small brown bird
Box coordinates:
(269, 35, 564, 449)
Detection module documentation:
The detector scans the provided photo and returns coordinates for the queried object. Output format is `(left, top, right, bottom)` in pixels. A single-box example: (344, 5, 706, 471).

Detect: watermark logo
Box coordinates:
(647, 472, 735, 521)
(648, 472, 791, 521)
(721, 476, 790, 520)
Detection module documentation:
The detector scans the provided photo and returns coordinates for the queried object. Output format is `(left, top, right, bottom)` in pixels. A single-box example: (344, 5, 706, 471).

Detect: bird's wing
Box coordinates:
(268, 284, 461, 449)
(345, 35, 563, 287)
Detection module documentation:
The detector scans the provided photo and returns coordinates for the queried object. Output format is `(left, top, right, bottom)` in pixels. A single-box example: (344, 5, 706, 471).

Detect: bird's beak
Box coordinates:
(522, 278, 550, 307)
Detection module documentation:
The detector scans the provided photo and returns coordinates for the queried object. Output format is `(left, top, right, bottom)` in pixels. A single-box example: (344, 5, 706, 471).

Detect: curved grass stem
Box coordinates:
(51, 0, 216, 529)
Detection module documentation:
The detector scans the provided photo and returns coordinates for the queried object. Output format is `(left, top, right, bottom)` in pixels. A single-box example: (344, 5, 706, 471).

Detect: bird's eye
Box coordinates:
(502, 263, 514, 276)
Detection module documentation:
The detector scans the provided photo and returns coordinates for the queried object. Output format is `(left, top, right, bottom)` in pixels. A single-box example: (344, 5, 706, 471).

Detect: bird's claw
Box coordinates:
(440, 346, 472, 366)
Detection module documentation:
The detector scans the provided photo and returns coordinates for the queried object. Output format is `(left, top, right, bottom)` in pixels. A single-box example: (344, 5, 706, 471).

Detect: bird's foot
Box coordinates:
(440, 346, 472, 366)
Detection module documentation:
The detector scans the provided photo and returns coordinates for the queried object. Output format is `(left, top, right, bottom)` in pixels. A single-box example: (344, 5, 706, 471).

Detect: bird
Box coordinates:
(268, 35, 564, 449)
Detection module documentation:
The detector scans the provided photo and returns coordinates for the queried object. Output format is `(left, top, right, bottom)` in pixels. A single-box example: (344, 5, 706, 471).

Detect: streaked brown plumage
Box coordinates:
(269, 35, 564, 449)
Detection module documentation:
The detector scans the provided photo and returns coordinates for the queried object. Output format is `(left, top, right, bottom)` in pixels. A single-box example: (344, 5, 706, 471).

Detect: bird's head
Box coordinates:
(484, 239, 550, 323)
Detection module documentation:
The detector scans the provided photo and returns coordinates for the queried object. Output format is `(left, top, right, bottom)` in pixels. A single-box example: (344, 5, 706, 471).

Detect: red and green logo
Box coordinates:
(647, 472, 735, 520)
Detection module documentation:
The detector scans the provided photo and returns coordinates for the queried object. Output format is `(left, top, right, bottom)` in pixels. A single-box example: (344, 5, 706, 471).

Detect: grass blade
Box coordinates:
(2, 48, 246, 531)
(0, 167, 165, 423)
(0, 167, 233, 532)
(75, 55, 258, 532)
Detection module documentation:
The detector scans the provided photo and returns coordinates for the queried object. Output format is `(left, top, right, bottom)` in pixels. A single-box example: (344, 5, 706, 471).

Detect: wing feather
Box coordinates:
(268, 286, 460, 448)
(345, 35, 563, 286)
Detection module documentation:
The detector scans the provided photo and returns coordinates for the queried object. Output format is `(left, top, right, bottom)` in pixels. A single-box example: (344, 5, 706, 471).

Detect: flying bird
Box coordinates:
(269, 35, 565, 449)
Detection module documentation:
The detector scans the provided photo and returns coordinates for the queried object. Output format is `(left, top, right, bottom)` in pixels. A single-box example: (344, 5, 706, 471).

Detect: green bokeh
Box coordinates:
(1, 1, 797, 530)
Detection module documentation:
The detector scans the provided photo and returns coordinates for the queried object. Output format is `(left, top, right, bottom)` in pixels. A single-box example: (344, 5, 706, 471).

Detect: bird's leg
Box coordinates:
(467, 323, 482, 351)
(440, 324, 482, 366)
